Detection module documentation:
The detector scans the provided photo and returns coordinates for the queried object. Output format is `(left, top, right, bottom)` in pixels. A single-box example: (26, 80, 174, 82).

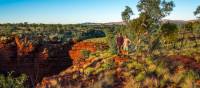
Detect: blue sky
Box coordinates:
(0, 0, 199, 24)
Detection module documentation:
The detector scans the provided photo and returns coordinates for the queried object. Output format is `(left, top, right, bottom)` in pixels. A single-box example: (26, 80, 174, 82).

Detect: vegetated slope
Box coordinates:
(37, 38, 200, 88)
(163, 55, 200, 71)
(0, 23, 108, 87)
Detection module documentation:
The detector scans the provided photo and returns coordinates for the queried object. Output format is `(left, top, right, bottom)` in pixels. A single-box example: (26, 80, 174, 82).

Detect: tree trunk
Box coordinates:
(180, 32, 185, 49)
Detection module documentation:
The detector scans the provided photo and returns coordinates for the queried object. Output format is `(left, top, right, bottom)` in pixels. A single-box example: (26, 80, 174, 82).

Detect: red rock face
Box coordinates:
(0, 43, 17, 62)
(0, 39, 73, 87)
(15, 36, 34, 57)
(69, 42, 97, 63)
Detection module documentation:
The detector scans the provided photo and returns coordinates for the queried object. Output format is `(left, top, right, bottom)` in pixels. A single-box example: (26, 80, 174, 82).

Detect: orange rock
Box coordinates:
(69, 41, 99, 63)
(196, 80, 200, 86)
(113, 56, 128, 65)
(15, 36, 35, 56)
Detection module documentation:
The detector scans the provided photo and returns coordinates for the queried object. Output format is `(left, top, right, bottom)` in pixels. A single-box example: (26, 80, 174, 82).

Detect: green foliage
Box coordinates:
(145, 57, 154, 65)
(180, 70, 199, 88)
(194, 5, 200, 18)
(155, 61, 168, 77)
(121, 6, 134, 23)
(127, 60, 143, 70)
(123, 0, 175, 55)
(103, 28, 117, 54)
(159, 22, 178, 49)
(184, 22, 193, 32)
(94, 67, 104, 75)
(160, 22, 178, 38)
(2, 26, 16, 36)
(102, 58, 115, 70)
(137, 0, 175, 21)
(0, 23, 109, 46)
(80, 49, 91, 59)
(135, 71, 146, 81)
(0, 72, 28, 88)
(84, 67, 95, 76)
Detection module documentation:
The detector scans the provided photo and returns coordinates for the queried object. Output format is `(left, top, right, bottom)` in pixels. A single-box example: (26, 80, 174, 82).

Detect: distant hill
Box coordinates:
(162, 19, 187, 25)
(104, 22, 125, 25)
(81, 22, 125, 25)
(81, 19, 198, 26)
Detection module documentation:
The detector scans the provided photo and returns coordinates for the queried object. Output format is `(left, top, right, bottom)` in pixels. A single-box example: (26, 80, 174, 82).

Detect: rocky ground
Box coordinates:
(37, 38, 200, 88)
(1, 37, 200, 88)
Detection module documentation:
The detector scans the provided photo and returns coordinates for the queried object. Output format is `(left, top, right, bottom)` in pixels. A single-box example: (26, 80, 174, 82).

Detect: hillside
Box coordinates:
(36, 37, 200, 88)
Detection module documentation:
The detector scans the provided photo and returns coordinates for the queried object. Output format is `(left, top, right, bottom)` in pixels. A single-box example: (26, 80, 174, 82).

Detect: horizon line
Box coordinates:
(0, 18, 198, 24)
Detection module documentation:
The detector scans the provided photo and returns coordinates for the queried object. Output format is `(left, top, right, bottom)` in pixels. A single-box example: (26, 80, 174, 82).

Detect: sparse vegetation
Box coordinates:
(0, 72, 27, 88)
(1, 0, 200, 88)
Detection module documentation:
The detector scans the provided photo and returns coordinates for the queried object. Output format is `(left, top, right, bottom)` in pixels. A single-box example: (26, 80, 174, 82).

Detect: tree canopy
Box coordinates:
(194, 5, 200, 18)
(121, 6, 134, 23)
(137, 0, 175, 22)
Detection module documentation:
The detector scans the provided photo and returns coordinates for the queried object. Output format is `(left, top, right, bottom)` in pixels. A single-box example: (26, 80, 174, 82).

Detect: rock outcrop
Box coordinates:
(0, 36, 73, 86)
(69, 41, 107, 63)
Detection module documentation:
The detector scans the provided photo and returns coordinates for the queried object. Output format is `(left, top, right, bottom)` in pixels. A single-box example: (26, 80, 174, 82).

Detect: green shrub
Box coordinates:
(180, 70, 199, 88)
(155, 61, 169, 77)
(94, 67, 104, 75)
(101, 58, 115, 70)
(126, 60, 143, 70)
(135, 71, 146, 81)
(0, 72, 28, 88)
(84, 67, 95, 76)
(145, 57, 154, 65)
(81, 50, 91, 59)
(103, 28, 117, 54)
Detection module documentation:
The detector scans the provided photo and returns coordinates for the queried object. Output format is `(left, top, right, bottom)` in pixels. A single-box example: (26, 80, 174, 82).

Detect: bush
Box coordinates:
(180, 70, 199, 88)
(81, 50, 91, 58)
(0, 72, 28, 88)
(103, 28, 117, 54)
(135, 71, 146, 81)
(126, 60, 143, 70)
(81, 49, 91, 59)
(102, 58, 115, 70)
(84, 67, 95, 76)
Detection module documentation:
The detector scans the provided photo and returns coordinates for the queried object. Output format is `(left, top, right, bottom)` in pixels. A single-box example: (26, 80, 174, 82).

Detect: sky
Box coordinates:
(0, 0, 199, 24)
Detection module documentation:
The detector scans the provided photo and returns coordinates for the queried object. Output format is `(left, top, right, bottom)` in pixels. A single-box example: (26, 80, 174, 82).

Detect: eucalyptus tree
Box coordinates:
(135, 0, 175, 54)
(103, 27, 117, 54)
(121, 6, 134, 24)
(193, 5, 200, 47)
(194, 5, 200, 19)
(121, 6, 135, 42)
